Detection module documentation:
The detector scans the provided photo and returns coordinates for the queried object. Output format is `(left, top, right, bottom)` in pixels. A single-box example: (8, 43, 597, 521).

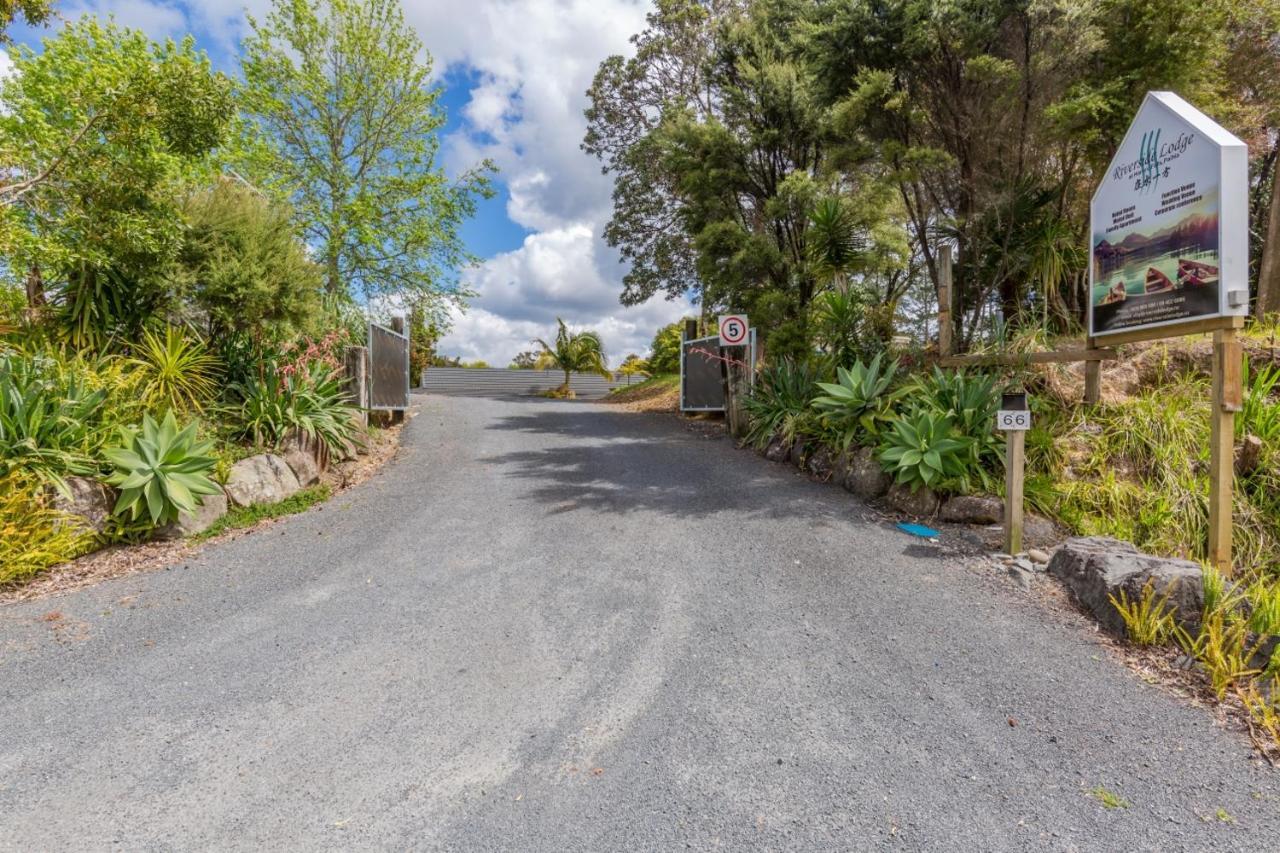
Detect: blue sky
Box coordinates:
(2, 0, 689, 364)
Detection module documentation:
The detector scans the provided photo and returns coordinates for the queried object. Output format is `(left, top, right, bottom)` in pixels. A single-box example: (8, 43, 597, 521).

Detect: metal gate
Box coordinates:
(368, 322, 409, 411)
(680, 330, 756, 412)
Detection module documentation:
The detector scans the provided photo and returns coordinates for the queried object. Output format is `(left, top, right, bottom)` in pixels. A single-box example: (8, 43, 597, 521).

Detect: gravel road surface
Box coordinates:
(2, 395, 1277, 851)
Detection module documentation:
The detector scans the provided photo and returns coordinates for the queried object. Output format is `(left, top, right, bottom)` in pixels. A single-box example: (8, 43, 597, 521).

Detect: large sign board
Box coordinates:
(1089, 92, 1248, 339)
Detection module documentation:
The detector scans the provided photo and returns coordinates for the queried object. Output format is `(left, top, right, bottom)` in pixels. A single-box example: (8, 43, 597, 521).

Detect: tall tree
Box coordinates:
(238, 0, 493, 323)
(0, 0, 54, 42)
(584, 0, 740, 306)
(0, 17, 234, 345)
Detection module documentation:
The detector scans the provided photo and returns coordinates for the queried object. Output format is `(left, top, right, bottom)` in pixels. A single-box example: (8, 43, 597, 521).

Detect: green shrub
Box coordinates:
(230, 362, 358, 456)
(1247, 580, 1280, 637)
(130, 326, 220, 414)
(0, 348, 107, 489)
(103, 411, 222, 527)
(877, 410, 969, 492)
(810, 353, 902, 449)
(0, 472, 91, 585)
(743, 357, 824, 449)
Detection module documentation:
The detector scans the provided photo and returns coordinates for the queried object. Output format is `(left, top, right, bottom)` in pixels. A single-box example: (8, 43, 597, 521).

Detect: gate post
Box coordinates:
(343, 345, 369, 427)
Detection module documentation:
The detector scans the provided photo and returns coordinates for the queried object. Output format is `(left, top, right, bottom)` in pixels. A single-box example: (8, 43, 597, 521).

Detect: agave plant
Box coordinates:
(104, 411, 222, 527)
(877, 410, 970, 492)
(810, 353, 902, 449)
(130, 326, 221, 414)
(916, 367, 1004, 475)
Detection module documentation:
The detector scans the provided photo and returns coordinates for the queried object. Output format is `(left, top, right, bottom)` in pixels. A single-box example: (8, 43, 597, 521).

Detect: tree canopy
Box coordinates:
(238, 0, 494, 324)
(588, 0, 1280, 352)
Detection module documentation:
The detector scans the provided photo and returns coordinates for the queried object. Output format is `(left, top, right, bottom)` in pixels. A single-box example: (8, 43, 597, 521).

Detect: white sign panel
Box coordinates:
(996, 410, 1031, 431)
(718, 314, 749, 346)
(1089, 92, 1248, 339)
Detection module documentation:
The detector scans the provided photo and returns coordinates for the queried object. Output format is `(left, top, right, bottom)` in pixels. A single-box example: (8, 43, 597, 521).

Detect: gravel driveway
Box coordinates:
(2, 395, 1277, 851)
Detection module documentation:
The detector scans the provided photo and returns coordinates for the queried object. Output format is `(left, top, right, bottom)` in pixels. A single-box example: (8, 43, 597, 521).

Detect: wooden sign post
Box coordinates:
(1208, 325, 1242, 572)
(997, 393, 1031, 555)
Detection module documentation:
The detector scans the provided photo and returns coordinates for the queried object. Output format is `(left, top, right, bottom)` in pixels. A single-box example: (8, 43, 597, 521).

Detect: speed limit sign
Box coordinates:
(719, 314, 749, 346)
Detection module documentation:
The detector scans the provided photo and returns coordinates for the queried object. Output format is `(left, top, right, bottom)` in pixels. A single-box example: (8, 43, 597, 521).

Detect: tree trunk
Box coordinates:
(24, 262, 45, 313)
(1256, 162, 1280, 318)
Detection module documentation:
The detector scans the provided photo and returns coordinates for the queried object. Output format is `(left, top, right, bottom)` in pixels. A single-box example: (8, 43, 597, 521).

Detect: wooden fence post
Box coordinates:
(938, 245, 954, 356)
(342, 345, 369, 427)
(1208, 327, 1242, 575)
(1084, 336, 1101, 406)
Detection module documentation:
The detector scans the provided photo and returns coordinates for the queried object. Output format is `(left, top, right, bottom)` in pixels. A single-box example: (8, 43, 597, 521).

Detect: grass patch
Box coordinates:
(609, 373, 679, 396)
(195, 485, 331, 541)
(1089, 786, 1131, 810)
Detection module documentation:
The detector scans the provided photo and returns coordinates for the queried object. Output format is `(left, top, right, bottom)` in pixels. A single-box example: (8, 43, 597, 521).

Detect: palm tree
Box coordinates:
(534, 318, 611, 398)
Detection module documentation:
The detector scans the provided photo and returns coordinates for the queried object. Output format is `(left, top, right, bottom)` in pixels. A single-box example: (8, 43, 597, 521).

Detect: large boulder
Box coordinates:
(155, 490, 228, 540)
(279, 431, 322, 487)
(940, 495, 1004, 525)
(788, 440, 808, 468)
(842, 447, 891, 500)
(224, 454, 301, 508)
(1047, 536, 1204, 636)
(886, 482, 940, 517)
(764, 433, 791, 463)
(51, 476, 115, 536)
(806, 445, 839, 482)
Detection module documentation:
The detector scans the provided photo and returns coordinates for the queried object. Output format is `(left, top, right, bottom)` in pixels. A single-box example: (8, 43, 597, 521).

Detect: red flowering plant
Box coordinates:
(276, 330, 345, 384)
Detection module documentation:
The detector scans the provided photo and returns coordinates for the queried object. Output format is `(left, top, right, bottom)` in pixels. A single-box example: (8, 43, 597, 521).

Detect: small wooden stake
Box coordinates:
(1208, 327, 1241, 575)
(1004, 429, 1026, 555)
(1084, 336, 1101, 406)
(938, 246, 954, 357)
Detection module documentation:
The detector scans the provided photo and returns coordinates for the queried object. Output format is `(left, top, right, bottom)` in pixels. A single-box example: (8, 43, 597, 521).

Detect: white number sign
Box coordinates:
(719, 314, 749, 346)
(996, 410, 1031, 431)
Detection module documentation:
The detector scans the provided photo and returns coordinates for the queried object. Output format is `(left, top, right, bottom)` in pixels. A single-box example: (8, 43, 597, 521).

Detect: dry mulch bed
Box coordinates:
(0, 414, 408, 606)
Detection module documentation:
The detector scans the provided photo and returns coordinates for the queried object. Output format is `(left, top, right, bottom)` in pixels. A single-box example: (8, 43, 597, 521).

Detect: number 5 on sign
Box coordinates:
(996, 410, 1031, 431)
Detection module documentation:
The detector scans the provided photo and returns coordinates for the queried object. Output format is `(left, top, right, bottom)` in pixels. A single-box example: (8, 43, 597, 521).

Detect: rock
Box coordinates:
(939, 495, 1004, 525)
(788, 440, 808, 468)
(806, 445, 836, 482)
(1012, 556, 1035, 573)
(155, 491, 228, 540)
(1023, 515, 1062, 547)
(50, 476, 116, 536)
(842, 447, 892, 500)
(224, 454, 302, 508)
(1007, 563, 1034, 591)
(885, 482, 940, 517)
(1027, 548, 1052, 565)
(1047, 536, 1205, 636)
(1236, 434, 1263, 476)
(279, 431, 322, 487)
(764, 433, 792, 463)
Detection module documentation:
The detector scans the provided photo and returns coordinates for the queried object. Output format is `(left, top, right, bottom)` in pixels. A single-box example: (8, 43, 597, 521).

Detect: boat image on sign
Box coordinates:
(1101, 280, 1127, 304)
(1145, 266, 1175, 294)
(1177, 258, 1219, 288)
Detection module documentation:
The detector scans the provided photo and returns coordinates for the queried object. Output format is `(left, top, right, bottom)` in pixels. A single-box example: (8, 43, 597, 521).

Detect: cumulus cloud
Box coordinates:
(408, 0, 690, 364)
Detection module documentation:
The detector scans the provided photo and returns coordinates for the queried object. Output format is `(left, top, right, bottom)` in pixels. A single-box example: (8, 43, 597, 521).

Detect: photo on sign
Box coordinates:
(1088, 92, 1246, 338)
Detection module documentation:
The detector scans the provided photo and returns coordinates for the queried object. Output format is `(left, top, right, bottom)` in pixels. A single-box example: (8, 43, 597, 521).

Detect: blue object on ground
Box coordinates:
(896, 522, 940, 539)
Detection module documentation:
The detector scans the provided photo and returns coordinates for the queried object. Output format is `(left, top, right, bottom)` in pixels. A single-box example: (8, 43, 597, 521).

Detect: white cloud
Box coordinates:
(408, 0, 692, 365)
(60, 0, 190, 38)
(0, 48, 12, 80)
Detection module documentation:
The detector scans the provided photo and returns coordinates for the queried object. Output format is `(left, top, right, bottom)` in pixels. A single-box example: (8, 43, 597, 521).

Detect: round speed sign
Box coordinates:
(719, 314, 749, 346)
